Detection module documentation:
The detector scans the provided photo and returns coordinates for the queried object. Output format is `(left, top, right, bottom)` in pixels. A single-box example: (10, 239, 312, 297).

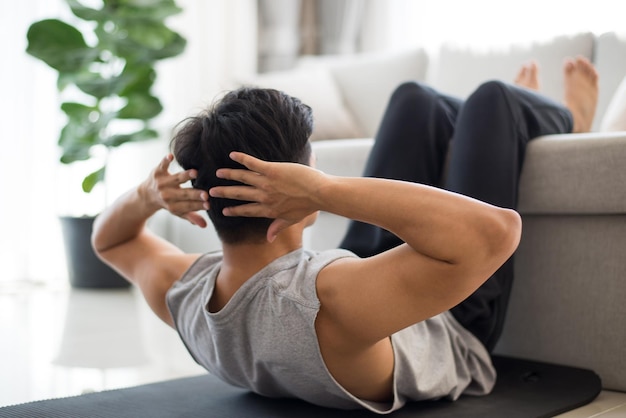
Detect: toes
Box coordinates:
(570, 56, 599, 83)
(514, 69, 526, 83)
(514, 61, 540, 90)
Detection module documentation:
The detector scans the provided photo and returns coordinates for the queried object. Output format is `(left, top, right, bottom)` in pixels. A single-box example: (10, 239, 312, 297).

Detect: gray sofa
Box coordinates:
(162, 32, 626, 410)
(308, 134, 626, 396)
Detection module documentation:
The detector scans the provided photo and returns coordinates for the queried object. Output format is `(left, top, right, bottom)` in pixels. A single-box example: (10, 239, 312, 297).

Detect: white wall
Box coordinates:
(370, 0, 626, 53)
(1, 0, 257, 283)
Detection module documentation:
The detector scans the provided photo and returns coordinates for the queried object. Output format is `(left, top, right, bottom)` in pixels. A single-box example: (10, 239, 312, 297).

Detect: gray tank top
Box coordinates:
(166, 248, 495, 414)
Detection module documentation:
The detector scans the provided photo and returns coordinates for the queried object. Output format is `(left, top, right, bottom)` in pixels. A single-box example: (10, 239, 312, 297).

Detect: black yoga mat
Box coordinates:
(0, 356, 601, 418)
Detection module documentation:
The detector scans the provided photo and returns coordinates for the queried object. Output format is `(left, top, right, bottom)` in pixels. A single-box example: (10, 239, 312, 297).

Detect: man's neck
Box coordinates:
(209, 228, 304, 313)
(221, 231, 303, 274)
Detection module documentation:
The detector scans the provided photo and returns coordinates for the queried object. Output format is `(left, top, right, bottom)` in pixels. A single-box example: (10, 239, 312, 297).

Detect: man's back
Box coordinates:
(166, 248, 495, 414)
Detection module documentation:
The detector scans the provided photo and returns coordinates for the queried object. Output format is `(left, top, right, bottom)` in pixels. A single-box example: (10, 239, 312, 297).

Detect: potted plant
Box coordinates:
(26, 0, 186, 288)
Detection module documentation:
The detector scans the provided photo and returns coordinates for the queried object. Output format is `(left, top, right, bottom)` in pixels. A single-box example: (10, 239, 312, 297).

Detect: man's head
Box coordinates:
(171, 87, 314, 244)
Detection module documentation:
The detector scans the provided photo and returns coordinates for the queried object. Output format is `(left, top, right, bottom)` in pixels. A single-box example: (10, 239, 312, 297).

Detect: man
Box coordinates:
(92, 57, 597, 413)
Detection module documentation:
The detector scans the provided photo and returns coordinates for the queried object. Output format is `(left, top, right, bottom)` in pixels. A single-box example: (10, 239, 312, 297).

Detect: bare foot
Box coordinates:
(563, 56, 599, 133)
(515, 60, 541, 91)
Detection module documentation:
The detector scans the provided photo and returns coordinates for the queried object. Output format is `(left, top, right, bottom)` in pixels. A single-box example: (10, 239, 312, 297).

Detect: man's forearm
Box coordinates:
(92, 184, 159, 254)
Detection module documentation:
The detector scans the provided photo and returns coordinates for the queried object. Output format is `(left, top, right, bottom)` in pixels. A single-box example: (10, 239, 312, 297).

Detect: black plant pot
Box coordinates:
(59, 216, 130, 289)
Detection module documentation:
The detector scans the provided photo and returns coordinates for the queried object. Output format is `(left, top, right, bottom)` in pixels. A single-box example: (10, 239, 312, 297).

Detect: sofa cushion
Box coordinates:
(298, 49, 429, 137)
(592, 32, 626, 131)
(241, 67, 364, 141)
(429, 33, 595, 109)
(600, 74, 626, 131)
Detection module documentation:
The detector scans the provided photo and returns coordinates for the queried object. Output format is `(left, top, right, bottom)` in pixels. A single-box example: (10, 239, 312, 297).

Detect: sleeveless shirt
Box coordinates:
(166, 248, 495, 414)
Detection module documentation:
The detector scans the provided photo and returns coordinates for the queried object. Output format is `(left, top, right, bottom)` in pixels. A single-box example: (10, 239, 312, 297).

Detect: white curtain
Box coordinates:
(1, 0, 257, 285)
(1, 1, 67, 284)
(364, 0, 626, 53)
(315, 0, 365, 55)
(257, 0, 302, 72)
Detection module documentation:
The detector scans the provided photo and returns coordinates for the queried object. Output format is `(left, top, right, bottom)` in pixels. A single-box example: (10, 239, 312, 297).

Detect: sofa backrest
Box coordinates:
(243, 32, 626, 140)
(426, 32, 626, 133)
(322, 32, 626, 136)
(427, 33, 594, 104)
(593, 32, 626, 129)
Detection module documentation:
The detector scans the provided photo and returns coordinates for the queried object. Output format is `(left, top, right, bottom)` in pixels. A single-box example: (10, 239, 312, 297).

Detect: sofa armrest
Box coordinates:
(519, 131, 626, 214)
(501, 132, 626, 392)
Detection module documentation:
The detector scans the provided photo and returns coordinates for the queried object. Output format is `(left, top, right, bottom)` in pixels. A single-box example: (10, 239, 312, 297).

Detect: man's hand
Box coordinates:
(141, 154, 210, 228)
(208, 152, 327, 241)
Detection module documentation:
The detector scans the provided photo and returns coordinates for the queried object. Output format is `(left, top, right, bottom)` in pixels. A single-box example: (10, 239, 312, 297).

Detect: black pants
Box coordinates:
(339, 80, 573, 352)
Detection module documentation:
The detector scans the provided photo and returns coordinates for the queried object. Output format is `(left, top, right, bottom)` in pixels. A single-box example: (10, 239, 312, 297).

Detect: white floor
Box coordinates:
(0, 282, 205, 408)
(1, 282, 625, 417)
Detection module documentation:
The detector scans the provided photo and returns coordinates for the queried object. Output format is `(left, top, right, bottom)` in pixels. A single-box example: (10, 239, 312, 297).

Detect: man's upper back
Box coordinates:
(166, 248, 495, 413)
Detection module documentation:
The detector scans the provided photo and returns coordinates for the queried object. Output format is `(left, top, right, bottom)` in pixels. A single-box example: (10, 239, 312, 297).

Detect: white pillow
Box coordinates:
(600, 74, 626, 131)
(241, 68, 364, 141)
(430, 33, 595, 104)
(323, 49, 429, 138)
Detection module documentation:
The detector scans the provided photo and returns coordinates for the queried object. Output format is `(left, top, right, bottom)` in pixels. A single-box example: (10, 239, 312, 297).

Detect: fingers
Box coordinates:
(153, 155, 210, 213)
(164, 167, 199, 187)
(215, 167, 263, 188)
(164, 187, 208, 204)
(155, 154, 200, 187)
(209, 184, 262, 203)
(161, 189, 209, 215)
(157, 153, 174, 172)
(221, 202, 267, 218)
(229, 151, 268, 173)
(267, 218, 293, 243)
(183, 212, 208, 228)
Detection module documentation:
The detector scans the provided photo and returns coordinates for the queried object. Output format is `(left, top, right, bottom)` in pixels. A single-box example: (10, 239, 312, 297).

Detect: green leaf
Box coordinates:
(74, 71, 129, 98)
(104, 0, 183, 20)
(118, 65, 155, 96)
(66, 0, 103, 21)
(57, 104, 106, 164)
(26, 19, 97, 73)
(61, 102, 95, 120)
(82, 166, 106, 193)
(59, 140, 96, 164)
(59, 146, 92, 164)
(150, 32, 186, 60)
(103, 128, 158, 147)
(58, 118, 99, 147)
(126, 22, 177, 50)
(118, 94, 162, 119)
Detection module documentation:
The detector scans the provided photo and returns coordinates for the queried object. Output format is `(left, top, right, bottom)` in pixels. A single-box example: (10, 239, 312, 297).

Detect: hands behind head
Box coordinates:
(209, 152, 326, 242)
(143, 154, 210, 228)
(144, 152, 325, 240)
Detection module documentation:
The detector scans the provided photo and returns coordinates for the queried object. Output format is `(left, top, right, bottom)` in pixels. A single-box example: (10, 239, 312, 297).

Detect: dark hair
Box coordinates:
(171, 87, 313, 244)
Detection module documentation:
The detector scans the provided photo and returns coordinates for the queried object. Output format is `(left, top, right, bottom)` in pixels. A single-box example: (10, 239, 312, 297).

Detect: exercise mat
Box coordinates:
(0, 356, 601, 418)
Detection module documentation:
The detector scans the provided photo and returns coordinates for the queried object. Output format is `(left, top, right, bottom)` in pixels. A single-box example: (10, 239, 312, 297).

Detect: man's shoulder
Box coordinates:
(305, 248, 359, 278)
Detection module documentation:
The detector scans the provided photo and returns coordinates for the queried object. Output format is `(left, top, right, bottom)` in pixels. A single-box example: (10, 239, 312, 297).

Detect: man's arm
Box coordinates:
(210, 152, 522, 343)
(92, 155, 209, 327)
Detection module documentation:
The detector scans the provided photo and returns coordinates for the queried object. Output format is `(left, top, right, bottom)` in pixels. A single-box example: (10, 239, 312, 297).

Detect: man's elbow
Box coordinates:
(90, 215, 109, 258)
(487, 208, 522, 263)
